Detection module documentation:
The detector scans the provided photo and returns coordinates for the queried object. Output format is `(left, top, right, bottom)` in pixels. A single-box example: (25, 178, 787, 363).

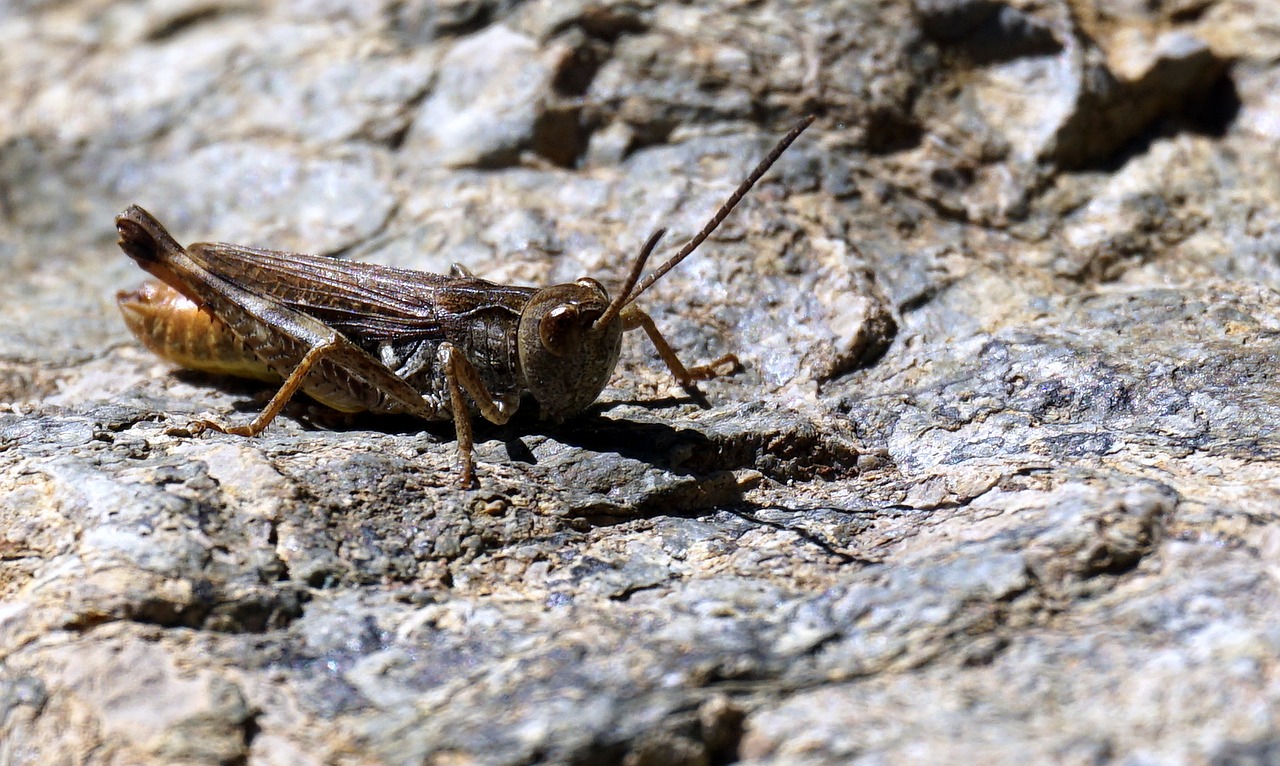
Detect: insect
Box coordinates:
(115, 115, 815, 486)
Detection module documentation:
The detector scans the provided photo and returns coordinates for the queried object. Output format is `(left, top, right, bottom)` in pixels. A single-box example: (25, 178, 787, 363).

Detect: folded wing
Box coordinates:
(185, 242, 535, 343)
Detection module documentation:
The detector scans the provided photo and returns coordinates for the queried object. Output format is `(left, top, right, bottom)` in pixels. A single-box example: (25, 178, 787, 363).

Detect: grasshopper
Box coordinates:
(115, 115, 814, 486)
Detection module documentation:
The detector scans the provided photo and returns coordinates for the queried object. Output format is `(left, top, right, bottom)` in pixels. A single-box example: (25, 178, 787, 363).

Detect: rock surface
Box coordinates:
(2, 0, 1279, 763)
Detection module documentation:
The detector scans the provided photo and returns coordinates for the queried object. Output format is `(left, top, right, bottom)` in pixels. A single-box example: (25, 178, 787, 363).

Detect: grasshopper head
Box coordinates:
(518, 277, 624, 422)
(515, 115, 818, 422)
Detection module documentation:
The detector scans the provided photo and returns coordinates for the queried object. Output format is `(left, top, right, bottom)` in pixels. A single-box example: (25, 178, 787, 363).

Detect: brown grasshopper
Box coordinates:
(115, 115, 814, 486)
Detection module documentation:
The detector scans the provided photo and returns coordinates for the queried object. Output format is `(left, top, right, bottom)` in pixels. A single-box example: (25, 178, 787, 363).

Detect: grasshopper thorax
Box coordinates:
(518, 277, 624, 422)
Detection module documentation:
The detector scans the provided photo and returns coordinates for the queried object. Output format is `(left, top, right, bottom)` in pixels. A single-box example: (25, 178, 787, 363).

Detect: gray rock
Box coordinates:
(403, 24, 566, 168)
(3, 0, 1280, 763)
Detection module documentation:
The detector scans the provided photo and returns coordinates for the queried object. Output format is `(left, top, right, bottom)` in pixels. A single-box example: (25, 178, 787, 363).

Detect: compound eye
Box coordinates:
(539, 305, 580, 357)
(574, 277, 608, 300)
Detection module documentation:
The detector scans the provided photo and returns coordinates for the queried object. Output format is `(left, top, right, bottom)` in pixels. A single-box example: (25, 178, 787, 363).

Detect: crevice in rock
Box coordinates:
(228, 708, 262, 766)
(388, 0, 500, 42)
(727, 505, 882, 566)
(530, 106, 588, 168)
(918, 1, 1063, 65)
(560, 406, 865, 484)
(145, 6, 240, 42)
(1054, 46, 1232, 171)
(1181, 68, 1242, 138)
(63, 582, 310, 634)
(381, 79, 438, 152)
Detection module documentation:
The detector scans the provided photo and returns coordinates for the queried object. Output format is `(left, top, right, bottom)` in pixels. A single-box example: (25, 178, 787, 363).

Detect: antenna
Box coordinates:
(623, 114, 816, 307)
(594, 227, 666, 330)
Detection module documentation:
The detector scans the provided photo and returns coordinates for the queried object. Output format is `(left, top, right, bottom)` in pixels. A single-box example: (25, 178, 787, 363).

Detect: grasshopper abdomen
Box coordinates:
(118, 280, 279, 383)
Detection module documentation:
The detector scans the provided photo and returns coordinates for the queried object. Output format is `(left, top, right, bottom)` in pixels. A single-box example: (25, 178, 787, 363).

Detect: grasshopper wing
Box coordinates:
(185, 242, 536, 344)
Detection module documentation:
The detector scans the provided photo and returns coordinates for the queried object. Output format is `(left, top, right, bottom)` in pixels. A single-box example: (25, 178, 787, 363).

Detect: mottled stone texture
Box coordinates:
(2, 0, 1278, 763)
